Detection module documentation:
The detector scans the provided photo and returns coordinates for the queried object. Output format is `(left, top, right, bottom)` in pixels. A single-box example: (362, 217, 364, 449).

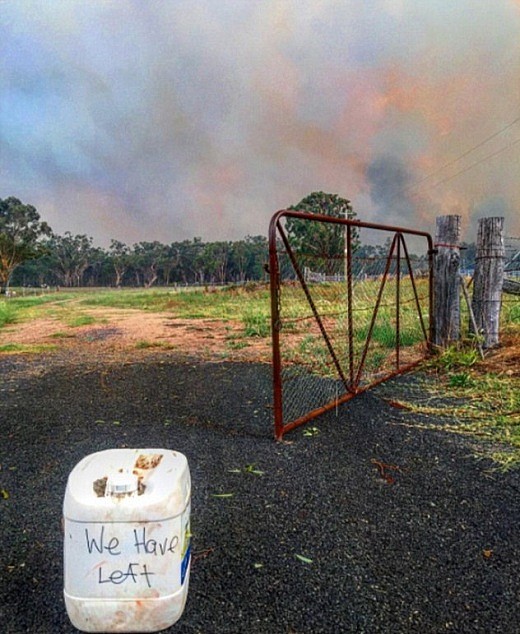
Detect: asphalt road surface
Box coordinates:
(1, 356, 519, 633)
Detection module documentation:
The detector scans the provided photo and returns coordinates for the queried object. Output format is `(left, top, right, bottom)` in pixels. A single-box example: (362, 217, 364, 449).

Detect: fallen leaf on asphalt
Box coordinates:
(244, 464, 264, 476)
(371, 458, 404, 484)
(482, 549, 493, 559)
(192, 548, 215, 565)
(295, 554, 313, 564)
(384, 399, 411, 410)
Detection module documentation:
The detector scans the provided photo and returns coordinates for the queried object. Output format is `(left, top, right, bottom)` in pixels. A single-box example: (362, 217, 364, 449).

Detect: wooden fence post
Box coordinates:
(471, 217, 505, 348)
(433, 215, 461, 348)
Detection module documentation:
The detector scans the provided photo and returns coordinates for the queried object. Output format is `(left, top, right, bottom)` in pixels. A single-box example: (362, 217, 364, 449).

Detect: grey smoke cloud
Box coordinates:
(1, 0, 519, 246)
(366, 154, 416, 224)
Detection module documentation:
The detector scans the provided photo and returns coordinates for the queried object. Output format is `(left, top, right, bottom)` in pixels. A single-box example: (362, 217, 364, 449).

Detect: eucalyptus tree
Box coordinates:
(245, 235, 268, 281)
(0, 196, 52, 291)
(83, 246, 109, 287)
(131, 241, 168, 288)
(162, 244, 182, 286)
(108, 240, 131, 287)
(203, 241, 231, 285)
(286, 191, 358, 276)
(175, 238, 205, 285)
(229, 236, 268, 283)
(47, 232, 95, 287)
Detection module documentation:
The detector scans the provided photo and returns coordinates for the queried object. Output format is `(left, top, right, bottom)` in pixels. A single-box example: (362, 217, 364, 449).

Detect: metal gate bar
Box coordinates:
(269, 209, 434, 440)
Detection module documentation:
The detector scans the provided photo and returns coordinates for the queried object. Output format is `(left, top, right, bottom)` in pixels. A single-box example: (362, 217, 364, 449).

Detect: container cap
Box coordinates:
(105, 471, 138, 497)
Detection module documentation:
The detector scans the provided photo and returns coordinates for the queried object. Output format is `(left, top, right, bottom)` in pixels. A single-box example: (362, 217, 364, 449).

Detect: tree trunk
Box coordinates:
(144, 273, 158, 288)
(433, 215, 461, 348)
(114, 267, 124, 287)
(471, 217, 505, 348)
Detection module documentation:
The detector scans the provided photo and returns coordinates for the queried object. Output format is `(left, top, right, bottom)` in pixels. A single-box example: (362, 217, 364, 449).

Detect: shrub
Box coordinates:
(242, 310, 270, 337)
(0, 301, 17, 327)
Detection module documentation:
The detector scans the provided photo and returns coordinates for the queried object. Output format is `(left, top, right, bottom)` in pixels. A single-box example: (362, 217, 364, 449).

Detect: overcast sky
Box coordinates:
(1, 0, 519, 247)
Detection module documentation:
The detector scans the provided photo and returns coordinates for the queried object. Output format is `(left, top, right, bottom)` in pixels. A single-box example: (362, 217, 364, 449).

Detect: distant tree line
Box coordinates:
(12, 230, 474, 290)
(0, 196, 268, 290)
(1, 194, 479, 291)
(11, 234, 269, 288)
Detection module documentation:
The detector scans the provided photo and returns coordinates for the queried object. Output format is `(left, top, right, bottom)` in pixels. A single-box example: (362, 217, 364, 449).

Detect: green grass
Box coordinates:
(135, 339, 176, 350)
(448, 372, 475, 388)
(242, 309, 270, 337)
(4, 292, 77, 310)
(1, 287, 275, 336)
(0, 301, 17, 327)
(66, 314, 97, 328)
(354, 320, 423, 348)
(226, 340, 250, 350)
(79, 287, 273, 321)
(0, 292, 79, 327)
(0, 343, 58, 354)
(290, 334, 334, 378)
(431, 345, 480, 371)
(391, 341, 520, 469)
(49, 331, 76, 339)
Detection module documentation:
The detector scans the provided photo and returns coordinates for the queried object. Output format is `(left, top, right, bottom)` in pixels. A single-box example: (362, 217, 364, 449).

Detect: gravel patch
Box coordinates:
(1, 356, 519, 633)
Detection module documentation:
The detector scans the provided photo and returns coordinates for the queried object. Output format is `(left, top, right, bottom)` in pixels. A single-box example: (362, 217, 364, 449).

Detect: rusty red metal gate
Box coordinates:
(269, 209, 434, 440)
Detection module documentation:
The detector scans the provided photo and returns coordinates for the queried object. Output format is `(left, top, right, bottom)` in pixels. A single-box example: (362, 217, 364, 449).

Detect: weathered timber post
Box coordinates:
(433, 215, 461, 348)
(471, 217, 505, 348)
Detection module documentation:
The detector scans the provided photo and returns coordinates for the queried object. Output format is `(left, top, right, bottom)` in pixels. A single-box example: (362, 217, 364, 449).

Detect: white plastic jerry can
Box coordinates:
(63, 449, 191, 633)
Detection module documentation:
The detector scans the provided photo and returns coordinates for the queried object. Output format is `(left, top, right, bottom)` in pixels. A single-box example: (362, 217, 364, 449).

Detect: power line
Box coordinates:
(411, 115, 520, 189)
(425, 136, 520, 190)
(390, 113, 520, 201)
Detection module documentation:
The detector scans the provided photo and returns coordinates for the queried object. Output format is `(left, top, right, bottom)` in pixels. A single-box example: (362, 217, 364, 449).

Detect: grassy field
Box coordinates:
(1, 284, 519, 467)
(390, 293, 520, 470)
(0, 285, 272, 329)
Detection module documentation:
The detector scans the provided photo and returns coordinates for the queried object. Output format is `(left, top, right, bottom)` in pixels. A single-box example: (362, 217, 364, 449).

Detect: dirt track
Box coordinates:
(0, 306, 273, 364)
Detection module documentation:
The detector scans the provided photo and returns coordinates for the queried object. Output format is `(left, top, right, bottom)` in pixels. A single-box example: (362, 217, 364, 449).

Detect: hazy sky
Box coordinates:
(1, 0, 519, 247)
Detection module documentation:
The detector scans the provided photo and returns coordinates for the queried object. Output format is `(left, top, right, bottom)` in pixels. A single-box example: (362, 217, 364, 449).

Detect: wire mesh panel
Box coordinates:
(269, 210, 433, 439)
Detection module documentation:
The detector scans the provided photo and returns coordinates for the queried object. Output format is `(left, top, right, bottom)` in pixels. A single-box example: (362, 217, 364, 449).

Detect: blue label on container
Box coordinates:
(181, 545, 191, 585)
